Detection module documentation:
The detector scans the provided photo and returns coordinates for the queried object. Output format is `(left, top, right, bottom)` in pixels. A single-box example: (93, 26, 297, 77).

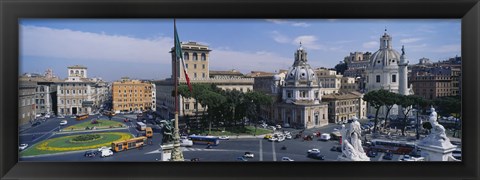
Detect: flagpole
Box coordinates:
(171, 18, 184, 161)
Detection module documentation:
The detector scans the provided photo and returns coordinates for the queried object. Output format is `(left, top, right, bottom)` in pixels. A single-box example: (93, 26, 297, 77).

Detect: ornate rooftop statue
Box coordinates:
(160, 119, 175, 145)
(338, 116, 370, 161)
(418, 106, 455, 149)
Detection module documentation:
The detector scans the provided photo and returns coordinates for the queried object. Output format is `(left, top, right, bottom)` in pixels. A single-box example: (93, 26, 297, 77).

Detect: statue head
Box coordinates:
(430, 106, 435, 113)
(352, 116, 358, 122)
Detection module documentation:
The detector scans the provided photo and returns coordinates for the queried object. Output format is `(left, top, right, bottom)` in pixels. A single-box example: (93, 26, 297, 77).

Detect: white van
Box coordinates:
(101, 149, 113, 157)
(319, 133, 331, 141)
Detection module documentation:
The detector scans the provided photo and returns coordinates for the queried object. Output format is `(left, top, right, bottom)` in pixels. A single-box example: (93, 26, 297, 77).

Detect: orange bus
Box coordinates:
(75, 114, 89, 121)
(111, 136, 148, 152)
(145, 127, 153, 138)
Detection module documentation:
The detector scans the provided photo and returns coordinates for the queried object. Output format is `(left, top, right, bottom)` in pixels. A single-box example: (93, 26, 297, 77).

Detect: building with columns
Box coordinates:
(56, 65, 107, 115)
(365, 30, 413, 117)
(154, 42, 254, 121)
(272, 44, 329, 129)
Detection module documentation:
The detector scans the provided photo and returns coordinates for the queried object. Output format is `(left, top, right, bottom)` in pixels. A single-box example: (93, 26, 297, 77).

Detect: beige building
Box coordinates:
(19, 80, 37, 125)
(315, 68, 342, 95)
(339, 76, 359, 92)
(56, 65, 108, 115)
(112, 77, 155, 112)
(155, 42, 254, 120)
(322, 91, 366, 123)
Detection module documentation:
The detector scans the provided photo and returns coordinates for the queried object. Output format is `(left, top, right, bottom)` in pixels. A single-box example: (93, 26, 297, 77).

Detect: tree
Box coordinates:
(334, 62, 348, 75)
(199, 91, 226, 134)
(363, 90, 384, 134)
(398, 95, 416, 136)
(244, 91, 273, 135)
(378, 89, 399, 129)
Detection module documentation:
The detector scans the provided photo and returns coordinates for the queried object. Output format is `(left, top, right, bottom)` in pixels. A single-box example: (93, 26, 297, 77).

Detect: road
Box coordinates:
(20, 117, 407, 162)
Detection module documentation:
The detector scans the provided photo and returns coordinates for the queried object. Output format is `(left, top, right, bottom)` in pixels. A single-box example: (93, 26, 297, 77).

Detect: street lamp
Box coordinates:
(414, 105, 420, 140)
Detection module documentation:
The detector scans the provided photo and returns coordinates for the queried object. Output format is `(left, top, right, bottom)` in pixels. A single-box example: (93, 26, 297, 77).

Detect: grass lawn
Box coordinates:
(190, 126, 272, 136)
(20, 132, 133, 156)
(63, 119, 125, 131)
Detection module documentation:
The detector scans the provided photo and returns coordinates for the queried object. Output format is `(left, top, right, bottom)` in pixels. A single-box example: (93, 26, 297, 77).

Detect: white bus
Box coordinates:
(136, 122, 146, 131)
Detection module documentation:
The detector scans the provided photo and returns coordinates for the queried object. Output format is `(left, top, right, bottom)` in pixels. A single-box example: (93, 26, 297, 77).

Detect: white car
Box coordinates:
(243, 152, 254, 158)
(281, 157, 294, 161)
(101, 149, 113, 157)
(57, 115, 65, 119)
(219, 136, 230, 140)
(98, 146, 112, 152)
(180, 139, 193, 147)
(319, 133, 331, 141)
(307, 148, 321, 154)
(268, 137, 278, 142)
(285, 134, 292, 139)
(59, 120, 68, 126)
(19, 144, 28, 151)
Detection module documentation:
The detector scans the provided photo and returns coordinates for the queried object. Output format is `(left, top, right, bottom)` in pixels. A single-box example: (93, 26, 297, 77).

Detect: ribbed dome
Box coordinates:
(369, 31, 401, 68)
(285, 44, 319, 86)
(370, 49, 401, 67)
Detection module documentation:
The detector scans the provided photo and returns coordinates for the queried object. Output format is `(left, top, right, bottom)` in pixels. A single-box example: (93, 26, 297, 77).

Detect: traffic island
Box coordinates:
(20, 132, 133, 157)
(62, 119, 126, 132)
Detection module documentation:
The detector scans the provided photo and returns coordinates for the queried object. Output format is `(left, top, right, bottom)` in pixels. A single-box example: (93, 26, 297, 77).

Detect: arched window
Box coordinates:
(184, 52, 189, 60)
(75, 70, 79, 74)
(193, 53, 198, 60)
(201, 53, 206, 61)
(70, 70, 73, 74)
(81, 70, 84, 75)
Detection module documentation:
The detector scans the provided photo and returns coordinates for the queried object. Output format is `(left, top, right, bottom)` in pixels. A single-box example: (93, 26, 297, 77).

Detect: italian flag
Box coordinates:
(174, 21, 193, 93)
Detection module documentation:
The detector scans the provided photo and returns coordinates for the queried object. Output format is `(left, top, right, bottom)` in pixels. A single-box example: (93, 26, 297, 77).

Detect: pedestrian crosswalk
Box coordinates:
(181, 147, 227, 152)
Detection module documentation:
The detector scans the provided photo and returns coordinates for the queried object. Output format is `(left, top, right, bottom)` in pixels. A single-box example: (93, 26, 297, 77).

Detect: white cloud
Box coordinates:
(209, 49, 292, 73)
(432, 44, 460, 53)
(265, 19, 311, 27)
(291, 22, 311, 27)
(362, 41, 378, 49)
(400, 38, 422, 43)
(270, 31, 290, 44)
(292, 35, 324, 50)
(20, 25, 173, 64)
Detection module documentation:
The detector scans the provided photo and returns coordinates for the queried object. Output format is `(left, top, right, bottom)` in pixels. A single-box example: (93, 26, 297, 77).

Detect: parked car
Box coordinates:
(243, 152, 254, 158)
(307, 148, 321, 154)
(330, 146, 341, 152)
(57, 115, 65, 119)
(98, 146, 112, 152)
(281, 157, 294, 161)
(101, 149, 113, 157)
(236, 157, 248, 161)
(367, 150, 378, 157)
(59, 120, 68, 126)
(219, 136, 230, 140)
(84, 150, 96, 157)
(276, 125, 282, 129)
(19, 144, 28, 151)
(31, 121, 41, 127)
(307, 152, 325, 160)
(268, 137, 278, 142)
(180, 139, 193, 147)
(285, 134, 292, 139)
(383, 152, 393, 160)
(319, 133, 331, 141)
(264, 134, 272, 139)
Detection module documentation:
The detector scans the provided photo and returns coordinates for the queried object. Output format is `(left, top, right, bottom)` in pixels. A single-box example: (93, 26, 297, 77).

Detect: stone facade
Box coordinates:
(19, 80, 37, 125)
(322, 91, 366, 123)
(112, 78, 155, 112)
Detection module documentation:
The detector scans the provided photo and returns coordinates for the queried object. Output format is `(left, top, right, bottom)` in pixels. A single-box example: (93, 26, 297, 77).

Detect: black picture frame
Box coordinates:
(1, 0, 479, 180)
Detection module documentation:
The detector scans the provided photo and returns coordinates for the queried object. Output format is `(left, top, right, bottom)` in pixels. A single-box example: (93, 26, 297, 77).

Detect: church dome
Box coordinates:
(369, 31, 401, 68)
(285, 44, 319, 86)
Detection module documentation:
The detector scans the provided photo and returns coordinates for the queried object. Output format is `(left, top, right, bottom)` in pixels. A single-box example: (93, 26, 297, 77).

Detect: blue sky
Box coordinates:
(19, 19, 461, 82)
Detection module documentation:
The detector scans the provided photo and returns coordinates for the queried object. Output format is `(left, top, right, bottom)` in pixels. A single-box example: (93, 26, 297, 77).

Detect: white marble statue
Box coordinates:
(418, 106, 455, 149)
(338, 116, 370, 161)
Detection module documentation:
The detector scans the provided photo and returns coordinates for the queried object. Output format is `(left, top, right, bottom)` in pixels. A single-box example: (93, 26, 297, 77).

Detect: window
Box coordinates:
(194, 64, 197, 69)
(194, 73, 197, 78)
(61, 90, 64, 94)
(66, 90, 70, 94)
(193, 53, 198, 60)
(376, 75, 380, 83)
(73, 90, 75, 94)
(201, 53, 206, 61)
(392, 74, 396, 83)
(67, 100, 70, 104)
(287, 90, 292, 98)
(61, 100, 64, 104)
(202, 64, 205, 69)
(184, 52, 189, 60)
(185, 104, 190, 110)
(202, 73, 205, 78)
